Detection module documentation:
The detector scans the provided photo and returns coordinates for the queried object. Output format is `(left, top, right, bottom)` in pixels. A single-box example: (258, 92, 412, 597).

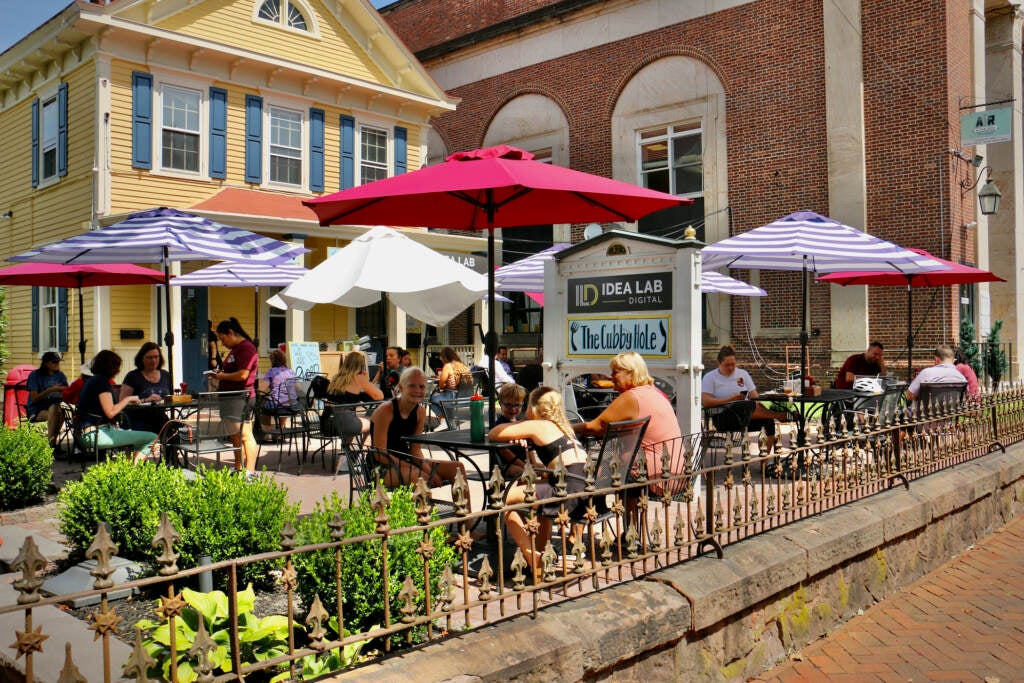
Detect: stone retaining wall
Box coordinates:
(329, 448, 1024, 682)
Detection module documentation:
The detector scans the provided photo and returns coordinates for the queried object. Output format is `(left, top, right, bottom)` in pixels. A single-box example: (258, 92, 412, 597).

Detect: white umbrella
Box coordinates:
(273, 226, 490, 327)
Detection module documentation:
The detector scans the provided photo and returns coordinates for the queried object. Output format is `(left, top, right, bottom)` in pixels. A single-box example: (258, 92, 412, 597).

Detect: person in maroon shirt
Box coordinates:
(210, 317, 259, 474)
(835, 341, 887, 389)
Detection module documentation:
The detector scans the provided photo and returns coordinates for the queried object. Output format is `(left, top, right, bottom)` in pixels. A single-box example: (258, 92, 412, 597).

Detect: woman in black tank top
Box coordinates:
(370, 368, 465, 489)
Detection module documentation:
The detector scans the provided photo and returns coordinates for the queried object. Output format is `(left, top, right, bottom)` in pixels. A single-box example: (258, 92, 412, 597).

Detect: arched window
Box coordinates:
(257, 0, 309, 32)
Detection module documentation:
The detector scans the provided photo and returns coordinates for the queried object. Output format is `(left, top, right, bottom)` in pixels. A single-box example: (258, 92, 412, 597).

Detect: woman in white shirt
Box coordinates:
(701, 345, 791, 449)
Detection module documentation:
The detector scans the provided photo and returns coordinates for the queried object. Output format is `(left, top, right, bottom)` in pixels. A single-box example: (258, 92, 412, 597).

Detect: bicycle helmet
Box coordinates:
(852, 376, 883, 394)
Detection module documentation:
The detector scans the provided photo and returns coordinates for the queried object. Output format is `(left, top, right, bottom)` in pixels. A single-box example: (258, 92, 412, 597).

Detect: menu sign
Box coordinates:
(566, 316, 670, 358)
(568, 272, 672, 313)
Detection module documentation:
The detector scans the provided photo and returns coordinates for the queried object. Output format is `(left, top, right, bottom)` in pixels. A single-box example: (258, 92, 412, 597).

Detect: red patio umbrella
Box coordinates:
(303, 145, 688, 420)
(817, 248, 1004, 381)
(0, 262, 167, 365)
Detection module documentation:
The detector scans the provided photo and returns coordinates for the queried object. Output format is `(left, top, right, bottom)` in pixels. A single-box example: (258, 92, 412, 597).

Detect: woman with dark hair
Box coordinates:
(120, 341, 171, 433)
(209, 317, 259, 474)
(701, 345, 791, 450)
(76, 349, 157, 461)
(26, 350, 68, 445)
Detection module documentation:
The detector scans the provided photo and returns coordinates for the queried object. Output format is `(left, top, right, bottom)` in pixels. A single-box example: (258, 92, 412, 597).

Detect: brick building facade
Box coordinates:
(381, 0, 1022, 383)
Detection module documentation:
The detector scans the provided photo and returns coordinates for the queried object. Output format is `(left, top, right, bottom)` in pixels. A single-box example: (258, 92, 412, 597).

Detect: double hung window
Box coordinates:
(40, 287, 59, 351)
(359, 126, 388, 184)
(269, 106, 304, 186)
(161, 85, 201, 173)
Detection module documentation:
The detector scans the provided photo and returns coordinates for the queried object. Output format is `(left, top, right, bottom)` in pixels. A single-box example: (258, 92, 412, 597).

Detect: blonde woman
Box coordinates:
(371, 367, 465, 488)
(325, 350, 383, 438)
(489, 386, 588, 580)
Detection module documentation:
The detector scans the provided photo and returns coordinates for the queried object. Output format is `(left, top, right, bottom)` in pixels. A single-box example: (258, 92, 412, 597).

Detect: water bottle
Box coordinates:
(470, 393, 485, 441)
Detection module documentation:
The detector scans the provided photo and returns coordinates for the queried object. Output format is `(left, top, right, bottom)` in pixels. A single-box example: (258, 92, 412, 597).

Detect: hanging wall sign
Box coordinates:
(565, 315, 671, 358)
(567, 271, 672, 313)
(960, 107, 1012, 146)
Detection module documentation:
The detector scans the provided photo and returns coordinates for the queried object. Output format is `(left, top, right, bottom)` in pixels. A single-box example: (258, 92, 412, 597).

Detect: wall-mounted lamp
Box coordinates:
(0, 210, 12, 219)
(961, 166, 1002, 216)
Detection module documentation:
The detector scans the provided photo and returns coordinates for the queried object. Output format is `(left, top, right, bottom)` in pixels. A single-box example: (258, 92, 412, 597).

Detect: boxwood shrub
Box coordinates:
(292, 489, 457, 646)
(0, 425, 54, 511)
(58, 462, 298, 588)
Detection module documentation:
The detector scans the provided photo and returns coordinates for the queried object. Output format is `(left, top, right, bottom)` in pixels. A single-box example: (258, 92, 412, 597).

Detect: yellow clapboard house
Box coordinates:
(0, 0, 482, 387)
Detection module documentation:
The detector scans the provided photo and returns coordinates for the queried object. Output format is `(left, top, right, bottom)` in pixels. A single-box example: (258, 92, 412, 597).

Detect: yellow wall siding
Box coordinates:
(209, 287, 257, 339)
(156, 0, 386, 84)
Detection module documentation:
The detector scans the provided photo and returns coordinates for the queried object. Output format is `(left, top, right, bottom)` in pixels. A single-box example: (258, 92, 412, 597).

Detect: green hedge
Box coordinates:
(0, 425, 54, 510)
(292, 489, 457, 645)
(58, 462, 298, 588)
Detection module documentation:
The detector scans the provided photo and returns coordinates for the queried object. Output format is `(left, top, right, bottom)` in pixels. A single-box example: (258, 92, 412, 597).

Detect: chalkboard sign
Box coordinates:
(287, 342, 321, 378)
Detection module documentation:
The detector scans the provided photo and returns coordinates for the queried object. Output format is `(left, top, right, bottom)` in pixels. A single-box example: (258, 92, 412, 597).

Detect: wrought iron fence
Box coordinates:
(3, 385, 1023, 681)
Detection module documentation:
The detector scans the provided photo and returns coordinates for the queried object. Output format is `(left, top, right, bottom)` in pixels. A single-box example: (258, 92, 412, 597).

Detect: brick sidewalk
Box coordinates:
(754, 512, 1024, 682)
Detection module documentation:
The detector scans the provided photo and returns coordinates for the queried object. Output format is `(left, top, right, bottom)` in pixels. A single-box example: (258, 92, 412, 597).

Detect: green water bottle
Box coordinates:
(470, 393, 485, 441)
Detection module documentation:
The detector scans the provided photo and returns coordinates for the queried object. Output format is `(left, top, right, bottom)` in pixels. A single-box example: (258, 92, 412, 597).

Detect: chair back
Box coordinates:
(592, 416, 651, 488)
(517, 364, 543, 393)
(917, 382, 966, 413)
(709, 399, 756, 433)
(876, 384, 905, 424)
(13, 380, 30, 424)
(455, 373, 477, 398)
(470, 368, 490, 397)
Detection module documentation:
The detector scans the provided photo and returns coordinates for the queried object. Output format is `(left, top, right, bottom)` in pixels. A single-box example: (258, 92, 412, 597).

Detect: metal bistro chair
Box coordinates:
(702, 399, 756, 466)
(174, 390, 249, 470)
(253, 390, 305, 470)
(345, 443, 459, 521)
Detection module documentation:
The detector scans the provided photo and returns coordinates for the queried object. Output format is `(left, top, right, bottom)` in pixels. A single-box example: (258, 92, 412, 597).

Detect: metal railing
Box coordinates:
(3, 386, 1023, 681)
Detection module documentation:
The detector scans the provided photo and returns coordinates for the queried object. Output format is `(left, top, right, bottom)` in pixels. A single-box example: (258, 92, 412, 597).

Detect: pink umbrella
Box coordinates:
(0, 263, 167, 364)
(303, 145, 688, 419)
(817, 248, 1004, 381)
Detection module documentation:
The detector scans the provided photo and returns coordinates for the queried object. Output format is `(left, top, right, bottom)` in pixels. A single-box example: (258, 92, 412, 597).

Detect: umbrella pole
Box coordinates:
(78, 287, 86, 366)
(800, 261, 809, 397)
(163, 250, 175, 385)
(486, 227, 497, 425)
(906, 279, 913, 383)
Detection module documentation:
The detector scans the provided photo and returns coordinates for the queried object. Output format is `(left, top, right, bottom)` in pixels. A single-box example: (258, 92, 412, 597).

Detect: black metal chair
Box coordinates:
(253, 390, 304, 470)
(344, 444, 459, 520)
(703, 400, 756, 464)
(916, 382, 967, 414)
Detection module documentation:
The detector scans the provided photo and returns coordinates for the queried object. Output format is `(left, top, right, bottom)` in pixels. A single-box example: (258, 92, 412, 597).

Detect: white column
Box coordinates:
(824, 0, 869, 364)
(675, 236, 705, 438)
(985, 6, 1024, 378)
(283, 234, 307, 342)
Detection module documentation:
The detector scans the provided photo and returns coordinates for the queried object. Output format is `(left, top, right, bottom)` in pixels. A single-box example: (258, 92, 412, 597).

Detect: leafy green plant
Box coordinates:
(0, 425, 53, 510)
(58, 462, 298, 587)
(984, 319, 1009, 385)
(133, 584, 290, 682)
(270, 618, 374, 683)
(292, 489, 457, 646)
(959, 318, 982, 375)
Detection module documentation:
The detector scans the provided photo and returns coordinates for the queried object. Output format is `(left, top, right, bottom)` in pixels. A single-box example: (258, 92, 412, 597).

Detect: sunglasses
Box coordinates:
(500, 402, 522, 410)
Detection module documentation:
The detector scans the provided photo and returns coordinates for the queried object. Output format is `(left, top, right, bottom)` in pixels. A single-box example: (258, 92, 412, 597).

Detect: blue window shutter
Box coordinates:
(57, 82, 68, 176)
(309, 108, 325, 192)
(31, 98, 39, 187)
(339, 114, 355, 189)
(131, 72, 153, 169)
(394, 126, 407, 175)
(245, 94, 263, 183)
(31, 287, 39, 352)
(209, 87, 227, 179)
(57, 289, 68, 353)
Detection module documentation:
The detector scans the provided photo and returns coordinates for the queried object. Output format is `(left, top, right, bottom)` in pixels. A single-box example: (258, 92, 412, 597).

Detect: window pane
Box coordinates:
(258, 0, 280, 22)
(359, 127, 388, 184)
(163, 87, 200, 132)
(41, 98, 58, 180)
(162, 130, 200, 172)
(287, 3, 307, 30)
(642, 168, 670, 194)
(269, 108, 303, 185)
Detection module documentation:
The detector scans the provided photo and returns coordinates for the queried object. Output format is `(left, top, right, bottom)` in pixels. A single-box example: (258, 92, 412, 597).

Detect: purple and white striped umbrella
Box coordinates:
(10, 207, 308, 382)
(702, 211, 948, 395)
(496, 243, 766, 296)
(702, 211, 946, 274)
(169, 261, 309, 288)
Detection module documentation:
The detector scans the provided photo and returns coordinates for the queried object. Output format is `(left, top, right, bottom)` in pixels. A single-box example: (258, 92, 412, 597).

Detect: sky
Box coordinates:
(0, 0, 394, 55)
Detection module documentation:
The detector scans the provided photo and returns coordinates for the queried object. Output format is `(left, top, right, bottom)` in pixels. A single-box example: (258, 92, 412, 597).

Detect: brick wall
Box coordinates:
(382, 0, 976, 372)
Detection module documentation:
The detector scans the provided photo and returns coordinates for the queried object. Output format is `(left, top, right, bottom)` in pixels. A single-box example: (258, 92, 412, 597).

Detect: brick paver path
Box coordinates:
(755, 512, 1024, 682)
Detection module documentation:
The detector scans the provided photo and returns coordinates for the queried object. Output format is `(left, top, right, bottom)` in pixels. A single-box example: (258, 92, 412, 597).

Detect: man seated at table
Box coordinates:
(906, 344, 966, 403)
(835, 341, 887, 389)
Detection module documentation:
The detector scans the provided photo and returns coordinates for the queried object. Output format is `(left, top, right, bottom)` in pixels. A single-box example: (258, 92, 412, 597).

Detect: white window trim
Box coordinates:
(40, 286, 59, 351)
(636, 122, 704, 200)
(358, 123, 390, 185)
(263, 102, 308, 191)
(35, 78, 60, 190)
(252, 0, 321, 39)
(149, 70, 213, 181)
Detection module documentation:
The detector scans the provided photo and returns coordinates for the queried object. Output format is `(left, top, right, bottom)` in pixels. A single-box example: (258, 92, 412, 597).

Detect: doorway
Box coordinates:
(181, 286, 209, 393)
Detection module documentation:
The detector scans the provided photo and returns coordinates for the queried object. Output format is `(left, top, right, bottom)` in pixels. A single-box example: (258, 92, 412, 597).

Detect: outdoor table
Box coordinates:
(759, 388, 856, 446)
(403, 429, 514, 543)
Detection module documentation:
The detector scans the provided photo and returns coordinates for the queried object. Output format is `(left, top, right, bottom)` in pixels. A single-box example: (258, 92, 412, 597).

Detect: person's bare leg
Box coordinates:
(241, 423, 258, 472)
(229, 433, 244, 470)
(46, 407, 62, 445)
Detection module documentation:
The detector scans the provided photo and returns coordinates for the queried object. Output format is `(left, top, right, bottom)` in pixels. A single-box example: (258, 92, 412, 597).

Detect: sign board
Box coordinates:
(566, 315, 671, 358)
(960, 107, 1012, 146)
(286, 342, 321, 377)
(568, 272, 672, 313)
